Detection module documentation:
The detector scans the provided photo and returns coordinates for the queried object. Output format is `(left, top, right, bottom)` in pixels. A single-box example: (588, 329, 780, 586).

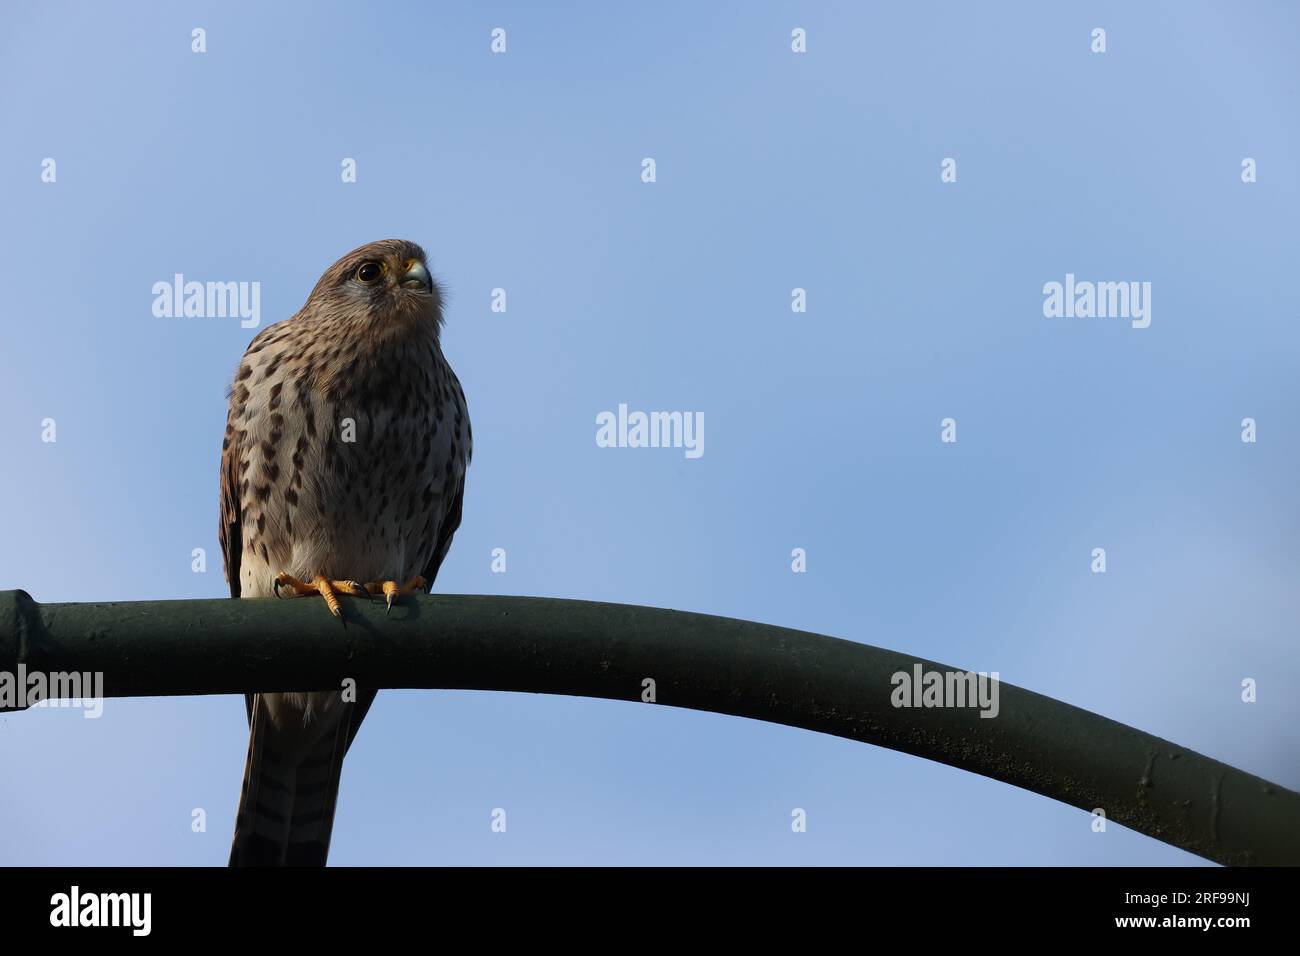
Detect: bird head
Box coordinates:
(304, 239, 443, 332)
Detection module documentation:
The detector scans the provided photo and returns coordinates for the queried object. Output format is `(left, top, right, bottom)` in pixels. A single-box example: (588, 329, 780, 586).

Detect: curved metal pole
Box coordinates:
(1, 588, 1295, 865)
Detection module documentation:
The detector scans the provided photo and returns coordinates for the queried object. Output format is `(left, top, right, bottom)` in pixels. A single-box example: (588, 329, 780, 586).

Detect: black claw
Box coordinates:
(272, 578, 282, 599)
(352, 582, 380, 604)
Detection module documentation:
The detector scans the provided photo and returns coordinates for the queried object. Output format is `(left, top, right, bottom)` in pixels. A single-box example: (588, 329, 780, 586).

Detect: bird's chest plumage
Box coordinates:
(232, 330, 468, 597)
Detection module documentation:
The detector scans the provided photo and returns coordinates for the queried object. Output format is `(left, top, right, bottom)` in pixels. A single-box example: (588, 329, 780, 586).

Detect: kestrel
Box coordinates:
(219, 239, 471, 866)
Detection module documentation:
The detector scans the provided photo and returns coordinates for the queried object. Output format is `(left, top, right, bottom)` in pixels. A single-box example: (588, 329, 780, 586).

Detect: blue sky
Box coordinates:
(1, 1, 1297, 864)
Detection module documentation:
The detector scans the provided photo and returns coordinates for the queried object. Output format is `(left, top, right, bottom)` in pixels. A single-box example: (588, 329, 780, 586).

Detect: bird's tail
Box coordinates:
(229, 690, 373, 867)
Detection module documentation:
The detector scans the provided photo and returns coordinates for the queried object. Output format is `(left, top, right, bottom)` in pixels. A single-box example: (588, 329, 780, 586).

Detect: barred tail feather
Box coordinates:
(229, 690, 374, 867)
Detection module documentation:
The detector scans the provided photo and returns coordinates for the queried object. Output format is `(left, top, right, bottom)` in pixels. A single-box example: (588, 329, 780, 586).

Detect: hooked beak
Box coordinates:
(401, 259, 432, 292)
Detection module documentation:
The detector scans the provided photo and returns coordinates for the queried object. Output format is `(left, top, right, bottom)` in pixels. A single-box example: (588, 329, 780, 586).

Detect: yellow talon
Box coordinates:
(273, 572, 314, 597)
(272, 572, 368, 624)
(364, 575, 428, 613)
(312, 576, 342, 618)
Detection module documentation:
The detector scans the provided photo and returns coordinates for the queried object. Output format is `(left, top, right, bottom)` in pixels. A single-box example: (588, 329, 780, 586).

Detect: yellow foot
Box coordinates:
(272, 572, 368, 622)
(362, 575, 428, 614)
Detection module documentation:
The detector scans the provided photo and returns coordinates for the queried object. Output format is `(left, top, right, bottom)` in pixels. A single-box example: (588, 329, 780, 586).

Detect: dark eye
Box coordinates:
(356, 261, 384, 284)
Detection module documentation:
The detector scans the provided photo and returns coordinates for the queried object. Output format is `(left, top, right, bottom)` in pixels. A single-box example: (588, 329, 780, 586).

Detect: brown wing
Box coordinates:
(218, 423, 243, 600)
(219, 421, 259, 725)
(421, 470, 465, 589)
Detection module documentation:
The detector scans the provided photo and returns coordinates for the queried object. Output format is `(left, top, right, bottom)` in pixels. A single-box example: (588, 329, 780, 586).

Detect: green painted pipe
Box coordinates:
(1, 589, 1295, 865)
